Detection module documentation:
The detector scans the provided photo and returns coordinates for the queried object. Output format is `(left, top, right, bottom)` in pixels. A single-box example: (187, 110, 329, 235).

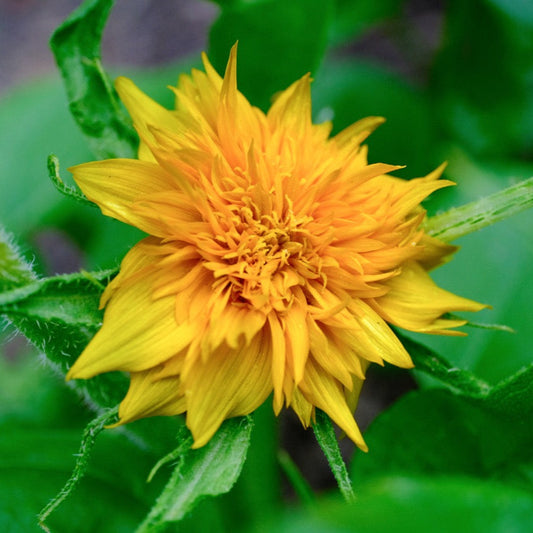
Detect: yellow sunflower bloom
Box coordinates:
(66, 45, 486, 450)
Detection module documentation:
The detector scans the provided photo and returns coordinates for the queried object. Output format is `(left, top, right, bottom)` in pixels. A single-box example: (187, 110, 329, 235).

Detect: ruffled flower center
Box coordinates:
(201, 193, 325, 313)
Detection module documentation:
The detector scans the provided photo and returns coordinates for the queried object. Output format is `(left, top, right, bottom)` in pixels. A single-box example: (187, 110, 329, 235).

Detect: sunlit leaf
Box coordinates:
(425, 177, 533, 242)
(136, 417, 252, 531)
(0, 270, 128, 408)
(313, 410, 355, 502)
(276, 476, 533, 533)
(50, 0, 136, 159)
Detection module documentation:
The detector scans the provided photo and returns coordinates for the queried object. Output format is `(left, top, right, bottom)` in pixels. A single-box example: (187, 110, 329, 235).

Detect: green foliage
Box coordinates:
(0, 227, 36, 291)
(403, 333, 533, 421)
(276, 477, 533, 533)
(425, 176, 533, 242)
(38, 407, 118, 530)
(1, 0, 533, 530)
(209, 0, 334, 110)
(331, 0, 406, 44)
(351, 388, 533, 493)
(137, 417, 253, 531)
(431, 0, 533, 158)
(313, 410, 355, 502)
(50, 0, 136, 159)
(312, 60, 438, 178)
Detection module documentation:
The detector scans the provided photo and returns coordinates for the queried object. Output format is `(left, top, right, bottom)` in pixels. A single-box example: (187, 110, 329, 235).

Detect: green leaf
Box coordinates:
(483, 363, 533, 420)
(50, 0, 136, 159)
(38, 407, 118, 529)
(484, 0, 533, 26)
(0, 270, 112, 328)
(312, 60, 438, 178)
(312, 409, 355, 502)
(399, 333, 490, 398)
(400, 333, 533, 425)
(208, 0, 334, 110)
(330, 0, 405, 45)
(47, 154, 94, 206)
(351, 389, 533, 494)
(0, 423, 157, 533)
(425, 177, 533, 241)
(431, 0, 533, 158)
(0, 227, 36, 292)
(136, 416, 253, 531)
(1, 270, 128, 408)
(276, 476, 533, 533)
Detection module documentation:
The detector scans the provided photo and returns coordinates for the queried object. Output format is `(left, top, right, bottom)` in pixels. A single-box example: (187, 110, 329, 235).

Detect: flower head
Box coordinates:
(66, 45, 485, 449)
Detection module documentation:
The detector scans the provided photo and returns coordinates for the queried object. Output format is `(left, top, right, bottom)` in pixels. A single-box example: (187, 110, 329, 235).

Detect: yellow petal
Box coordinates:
(344, 363, 369, 413)
(284, 300, 309, 384)
(307, 317, 355, 388)
(113, 368, 186, 426)
(299, 359, 367, 451)
(333, 116, 385, 148)
(267, 74, 312, 136)
(69, 159, 174, 234)
(184, 332, 272, 448)
(268, 313, 286, 414)
(336, 299, 414, 368)
(115, 76, 182, 150)
(289, 387, 314, 428)
(371, 260, 488, 335)
(66, 268, 198, 379)
(416, 233, 458, 270)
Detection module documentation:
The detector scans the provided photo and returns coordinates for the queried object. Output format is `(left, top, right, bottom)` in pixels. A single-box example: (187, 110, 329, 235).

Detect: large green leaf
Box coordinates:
(209, 0, 334, 110)
(312, 60, 438, 178)
(0, 422, 166, 533)
(432, 0, 533, 158)
(402, 333, 533, 420)
(330, 0, 405, 44)
(137, 417, 253, 531)
(351, 388, 533, 492)
(50, 0, 136, 159)
(275, 476, 533, 533)
(1, 270, 128, 408)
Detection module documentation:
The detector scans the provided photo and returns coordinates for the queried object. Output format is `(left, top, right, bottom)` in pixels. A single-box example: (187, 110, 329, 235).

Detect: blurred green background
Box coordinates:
(1, 0, 532, 531)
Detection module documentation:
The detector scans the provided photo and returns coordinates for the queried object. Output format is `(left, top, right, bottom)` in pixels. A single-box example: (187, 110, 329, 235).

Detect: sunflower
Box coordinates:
(66, 45, 485, 449)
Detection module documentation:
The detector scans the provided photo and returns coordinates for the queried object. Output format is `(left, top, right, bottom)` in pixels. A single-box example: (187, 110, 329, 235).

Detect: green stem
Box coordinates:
(312, 410, 355, 502)
(47, 154, 94, 206)
(38, 407, 118, 531)
(425, 177, 533, 242)
(277, 449, 315, 505)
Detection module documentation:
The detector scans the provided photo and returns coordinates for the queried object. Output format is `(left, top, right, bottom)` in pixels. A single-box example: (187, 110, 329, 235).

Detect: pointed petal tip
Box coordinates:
(189, 426, 216, 449)
(114, 75, 135, 94)
(65, 362, 90, 381)
(104, 419, 123, 430)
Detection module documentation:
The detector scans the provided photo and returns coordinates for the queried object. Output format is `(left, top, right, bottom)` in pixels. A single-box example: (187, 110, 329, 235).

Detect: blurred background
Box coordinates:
(1, 0, 532, 531)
